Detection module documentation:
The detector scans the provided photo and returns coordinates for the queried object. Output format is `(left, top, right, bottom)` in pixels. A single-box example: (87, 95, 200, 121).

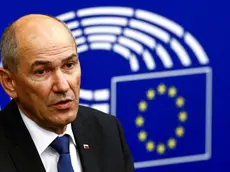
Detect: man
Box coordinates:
(0, 14, 134, 172)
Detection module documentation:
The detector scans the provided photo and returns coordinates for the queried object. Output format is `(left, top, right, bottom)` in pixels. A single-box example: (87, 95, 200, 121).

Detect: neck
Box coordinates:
(52, 126, 67, 134)
(17, 102, 68, 135)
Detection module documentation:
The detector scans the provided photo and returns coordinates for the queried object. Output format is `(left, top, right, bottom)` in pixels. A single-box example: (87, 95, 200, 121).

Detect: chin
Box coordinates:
(57, 111, 77, 125)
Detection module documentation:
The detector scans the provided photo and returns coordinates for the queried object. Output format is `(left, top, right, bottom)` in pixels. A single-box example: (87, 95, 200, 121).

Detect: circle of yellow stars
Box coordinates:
(135, 83, 188, 155)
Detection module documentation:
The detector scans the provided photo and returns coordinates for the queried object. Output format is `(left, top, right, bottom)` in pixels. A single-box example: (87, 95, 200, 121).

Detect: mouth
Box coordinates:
(53, 99, 73, 110)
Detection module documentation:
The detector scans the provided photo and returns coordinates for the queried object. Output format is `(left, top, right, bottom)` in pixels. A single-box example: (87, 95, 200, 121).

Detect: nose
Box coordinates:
(52, 70, 70, 93)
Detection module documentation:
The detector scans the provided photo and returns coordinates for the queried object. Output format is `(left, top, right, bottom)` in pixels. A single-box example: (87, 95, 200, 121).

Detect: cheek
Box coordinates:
(69, 73, 81, 94)
(73, 76, 81, 89)
(27, 81, 52, 102)
(77, 75, 81, 85)
(71, 69, 81, 85)
(14, 80, 33, 100)
(77, 69, 81, 85)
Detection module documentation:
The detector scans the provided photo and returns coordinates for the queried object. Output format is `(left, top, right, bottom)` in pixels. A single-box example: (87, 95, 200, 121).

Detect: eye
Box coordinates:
(34, 68, 49, 75)
(66, 63, 74, 68)
(64, 62, 76, 69)
(37, 69, 45, 74)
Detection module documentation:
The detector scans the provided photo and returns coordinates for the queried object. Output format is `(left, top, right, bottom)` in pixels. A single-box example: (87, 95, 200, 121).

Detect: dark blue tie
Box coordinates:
(50, 135, 74, 172)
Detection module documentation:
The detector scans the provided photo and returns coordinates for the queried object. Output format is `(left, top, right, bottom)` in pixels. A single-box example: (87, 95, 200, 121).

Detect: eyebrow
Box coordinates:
(62, 54, 78, 63)
(31, 54, 78, 69)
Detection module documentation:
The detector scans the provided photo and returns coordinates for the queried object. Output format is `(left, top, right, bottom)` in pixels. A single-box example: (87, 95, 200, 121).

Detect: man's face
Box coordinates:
(11, 21, 81, 133)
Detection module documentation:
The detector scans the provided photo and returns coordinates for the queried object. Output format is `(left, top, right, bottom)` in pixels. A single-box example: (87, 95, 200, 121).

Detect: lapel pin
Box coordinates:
(83, 144, 90, 149)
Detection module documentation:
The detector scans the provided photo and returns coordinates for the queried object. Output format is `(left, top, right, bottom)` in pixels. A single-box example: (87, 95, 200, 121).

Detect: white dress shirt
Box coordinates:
(19, 109, 82, 172)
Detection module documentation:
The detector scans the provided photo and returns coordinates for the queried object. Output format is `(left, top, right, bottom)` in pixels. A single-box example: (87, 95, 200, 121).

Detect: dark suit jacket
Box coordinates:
(0, 100, 134, 172)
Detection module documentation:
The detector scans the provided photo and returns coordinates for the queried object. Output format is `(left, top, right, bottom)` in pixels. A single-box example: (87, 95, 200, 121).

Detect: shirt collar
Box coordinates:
(19, 108, 76, 155)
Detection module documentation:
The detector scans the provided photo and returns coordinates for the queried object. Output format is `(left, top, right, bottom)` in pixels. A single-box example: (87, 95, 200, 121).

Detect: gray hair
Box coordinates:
(0, 23, 18, 72)
(0, 15, 75, 73)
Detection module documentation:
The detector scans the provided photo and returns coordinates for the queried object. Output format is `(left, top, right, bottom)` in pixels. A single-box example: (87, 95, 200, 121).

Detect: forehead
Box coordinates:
(15, 19, 76, 65)
(19, 44, 77, 68)
(18, 21, 74, 50)
(18, 40, 76, 66)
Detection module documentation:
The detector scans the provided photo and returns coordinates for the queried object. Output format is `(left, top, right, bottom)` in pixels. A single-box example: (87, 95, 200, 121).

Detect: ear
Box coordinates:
(0, 68, 17, 99)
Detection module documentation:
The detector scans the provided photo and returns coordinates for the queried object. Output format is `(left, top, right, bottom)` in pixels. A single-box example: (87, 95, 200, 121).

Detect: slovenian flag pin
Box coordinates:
(83, 144, 89, 149)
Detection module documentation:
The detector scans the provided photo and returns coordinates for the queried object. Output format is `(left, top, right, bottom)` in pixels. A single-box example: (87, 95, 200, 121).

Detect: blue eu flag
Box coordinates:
(111, 67, 212, 168)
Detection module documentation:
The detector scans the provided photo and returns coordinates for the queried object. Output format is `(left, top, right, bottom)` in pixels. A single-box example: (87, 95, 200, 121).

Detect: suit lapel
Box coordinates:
(1, 100, 46, 172)
(71, 109, 101, 172)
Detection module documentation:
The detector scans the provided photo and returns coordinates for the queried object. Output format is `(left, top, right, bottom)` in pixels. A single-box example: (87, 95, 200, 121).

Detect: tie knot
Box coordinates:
(50, 135, 70, 154)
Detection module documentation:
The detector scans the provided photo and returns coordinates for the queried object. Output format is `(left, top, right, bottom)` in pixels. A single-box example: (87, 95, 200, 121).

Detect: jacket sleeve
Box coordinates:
(116, 119, 135, 172)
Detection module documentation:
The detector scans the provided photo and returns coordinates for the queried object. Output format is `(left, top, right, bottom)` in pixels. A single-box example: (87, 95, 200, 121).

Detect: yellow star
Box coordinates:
(175, 126, 185, 137)
(178, 111, 187, 122)
(168, 86, 177, 97)
(147, 89, 155, 100)
(138, 101, 148, 112)
(138, 131, 147, 142)
(146, 141, 155, 152)
(176, 97, 185, 107)
(135, 116, 145, 127)
(168, 138, 176, 149)
(157, 143, 165, 154)
(157, 84, 166, 95)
